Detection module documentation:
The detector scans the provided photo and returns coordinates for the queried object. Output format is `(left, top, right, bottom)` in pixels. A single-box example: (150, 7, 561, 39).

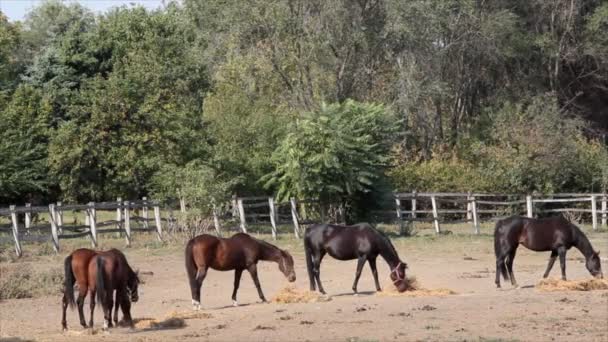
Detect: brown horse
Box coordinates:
(304, 223, 409, 294)
(494, 215, 603, 288)
(185, 233, 296, 310)
(62, 248, 139, 330)
(89, 249, 140, 329)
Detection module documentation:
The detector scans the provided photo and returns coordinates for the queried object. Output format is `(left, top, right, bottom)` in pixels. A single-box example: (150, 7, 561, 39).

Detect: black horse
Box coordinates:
(494, 215, 603, 288)
(304, 223, 409, 294)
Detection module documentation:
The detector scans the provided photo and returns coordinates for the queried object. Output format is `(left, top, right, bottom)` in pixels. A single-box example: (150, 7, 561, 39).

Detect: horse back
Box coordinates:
(189, 234, 248, 271)
(305, 223, 380, 260)
(70, 248, 97, 287)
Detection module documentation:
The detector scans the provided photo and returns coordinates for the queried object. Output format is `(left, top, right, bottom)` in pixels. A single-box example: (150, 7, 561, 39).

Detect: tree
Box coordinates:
(263, 100, 397, 219)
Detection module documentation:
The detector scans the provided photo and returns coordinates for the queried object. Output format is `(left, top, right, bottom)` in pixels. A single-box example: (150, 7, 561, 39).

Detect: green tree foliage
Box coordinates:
(263, 101, 396, 206)
(1, 0, 607, 208)
(0, 85, 51, 202)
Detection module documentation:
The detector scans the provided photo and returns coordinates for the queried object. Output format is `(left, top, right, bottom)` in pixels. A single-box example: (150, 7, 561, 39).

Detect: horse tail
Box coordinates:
(303, 231, 314, 285)
(185, 238, 200, 282)
(63, 255, 76, 308)
(96, 256, 107, 305)
(494, 220, 510, 281)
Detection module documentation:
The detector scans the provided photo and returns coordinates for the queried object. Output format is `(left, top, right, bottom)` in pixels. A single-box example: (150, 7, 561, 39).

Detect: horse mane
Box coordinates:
(374, 227, 400, 260)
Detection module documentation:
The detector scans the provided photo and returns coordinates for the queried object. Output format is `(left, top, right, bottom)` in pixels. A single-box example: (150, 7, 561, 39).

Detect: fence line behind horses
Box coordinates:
(0, 198, 164, 257)
(2, 192, 605, 256)
(394, 192, 607, 234)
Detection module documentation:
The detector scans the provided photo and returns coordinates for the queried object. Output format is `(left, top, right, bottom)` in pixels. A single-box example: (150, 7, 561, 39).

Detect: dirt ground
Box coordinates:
(1, 227, 607, 342)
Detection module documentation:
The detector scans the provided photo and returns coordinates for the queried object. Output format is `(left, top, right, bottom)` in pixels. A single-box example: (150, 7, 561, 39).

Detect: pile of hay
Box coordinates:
(537, 278, 608, 292)
(134, 310, 212, 330)
(271, 285, 332, 304)
(377, 276, 457, 297)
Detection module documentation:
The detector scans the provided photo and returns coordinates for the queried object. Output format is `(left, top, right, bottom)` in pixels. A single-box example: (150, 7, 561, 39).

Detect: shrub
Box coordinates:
(0, 264, 63, 300)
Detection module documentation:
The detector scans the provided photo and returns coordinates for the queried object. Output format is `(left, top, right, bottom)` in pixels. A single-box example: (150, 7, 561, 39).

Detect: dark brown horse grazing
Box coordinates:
(89, 249, 140, 329)
(185, 233, 296, 309)
(304, 223, 409, 294)
(62, 248, 139, 330)
(494, 215, 603, 288)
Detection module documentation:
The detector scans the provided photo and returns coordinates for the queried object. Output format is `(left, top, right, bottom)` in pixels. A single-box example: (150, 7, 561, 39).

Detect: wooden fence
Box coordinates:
(3, 192, 606, 256)
(0, 197, 163, 256)
(220, 196, 323, 240)
(394, 192, 608, 234)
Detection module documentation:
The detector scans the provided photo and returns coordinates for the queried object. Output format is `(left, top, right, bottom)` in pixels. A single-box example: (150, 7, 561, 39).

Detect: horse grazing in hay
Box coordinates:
(185, 233, 296, 310)
(62, 248, 139, 330)
(304, 223, 409, 294)
(494, 215, 603, 288)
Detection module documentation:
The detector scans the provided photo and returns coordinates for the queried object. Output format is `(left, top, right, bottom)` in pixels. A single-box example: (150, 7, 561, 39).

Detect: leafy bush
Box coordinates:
(263, 100, 398, 219)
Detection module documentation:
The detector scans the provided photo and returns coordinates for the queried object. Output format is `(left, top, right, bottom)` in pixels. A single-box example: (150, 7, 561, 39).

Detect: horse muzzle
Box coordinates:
(288, 274, 296, 282)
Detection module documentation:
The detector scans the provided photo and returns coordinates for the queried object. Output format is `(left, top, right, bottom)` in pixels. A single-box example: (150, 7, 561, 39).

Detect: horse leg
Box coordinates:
(62, 293, 69, 330)
(101, 292, 112, 330)
(113, 291, 120, 326)
(107, 292, 114, 328)
(190, 266, 207, 310)
(313, 252, 326, 294)
(231, 269, 243, 306)
(543, 250, 558, 278)
(88, 290, 95, 328)
(119, 293, 133, 327)
(368, 257, 381, 292)
(558, 246, 567, 280)
(247, 264, 267, 302)
(351, 256, 366, 294)
(506, 248, 518, 287)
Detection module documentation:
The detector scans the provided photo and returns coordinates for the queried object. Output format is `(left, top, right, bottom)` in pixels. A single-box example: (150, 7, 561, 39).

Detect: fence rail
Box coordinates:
(3, 192, 606, 257)
(394, 192, 607, 234)
(0, 197, 163, 257)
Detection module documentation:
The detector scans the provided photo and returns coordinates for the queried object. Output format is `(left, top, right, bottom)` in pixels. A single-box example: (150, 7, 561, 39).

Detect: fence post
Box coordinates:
(179, 197, 186, 213)
(526, 195, 533, 218)
(87, 202, 97, 247)
(56, 201, 63, 234)
(591, 195, 597, 231)
(115, 197, 122, 238)
(231, 195, 238, 219)
(411, 191, 417, 219)
(237, 198, 247, 233)
(25, 203, 31, 230)
(601, 194, 607, 228)
(123, 201, 132, 246)
(430, 195, 440, 234)
(395, 196, 403, 235)
(212, 202, 221, 236)
(466, 192, 472, 221)
(142, 197, 149, 230)
(471, 196, 479, 234)
(268, 197, 278, 240)
(48, 204, 60, 253)
(153, 203, 162, 241)
(290, 198, 301, 239)
(9, 205, 22, 256)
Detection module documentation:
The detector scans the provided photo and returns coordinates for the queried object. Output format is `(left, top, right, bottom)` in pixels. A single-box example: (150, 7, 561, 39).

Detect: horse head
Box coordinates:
(127, 270, 141, 302)
(390, 261, 409, 292)
(278, 250, 296, 282)
(586, 250, 603, 279)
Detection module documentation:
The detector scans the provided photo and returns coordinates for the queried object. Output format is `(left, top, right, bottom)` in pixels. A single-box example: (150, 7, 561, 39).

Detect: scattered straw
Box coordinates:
(271, 285, 332, 304)
(377, 276, 457, 297)
(537, 278, 608, 292)
(133, 310, 212, 330)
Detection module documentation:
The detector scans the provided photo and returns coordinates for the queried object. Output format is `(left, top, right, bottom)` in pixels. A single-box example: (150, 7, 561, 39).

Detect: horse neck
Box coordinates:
(259, 242, 282, 263)
(377, 238, 400, 269)
(573, 227, 595, 259)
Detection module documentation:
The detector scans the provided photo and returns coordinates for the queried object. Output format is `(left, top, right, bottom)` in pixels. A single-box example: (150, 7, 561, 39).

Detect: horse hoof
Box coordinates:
(233, 300, 238, 307)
